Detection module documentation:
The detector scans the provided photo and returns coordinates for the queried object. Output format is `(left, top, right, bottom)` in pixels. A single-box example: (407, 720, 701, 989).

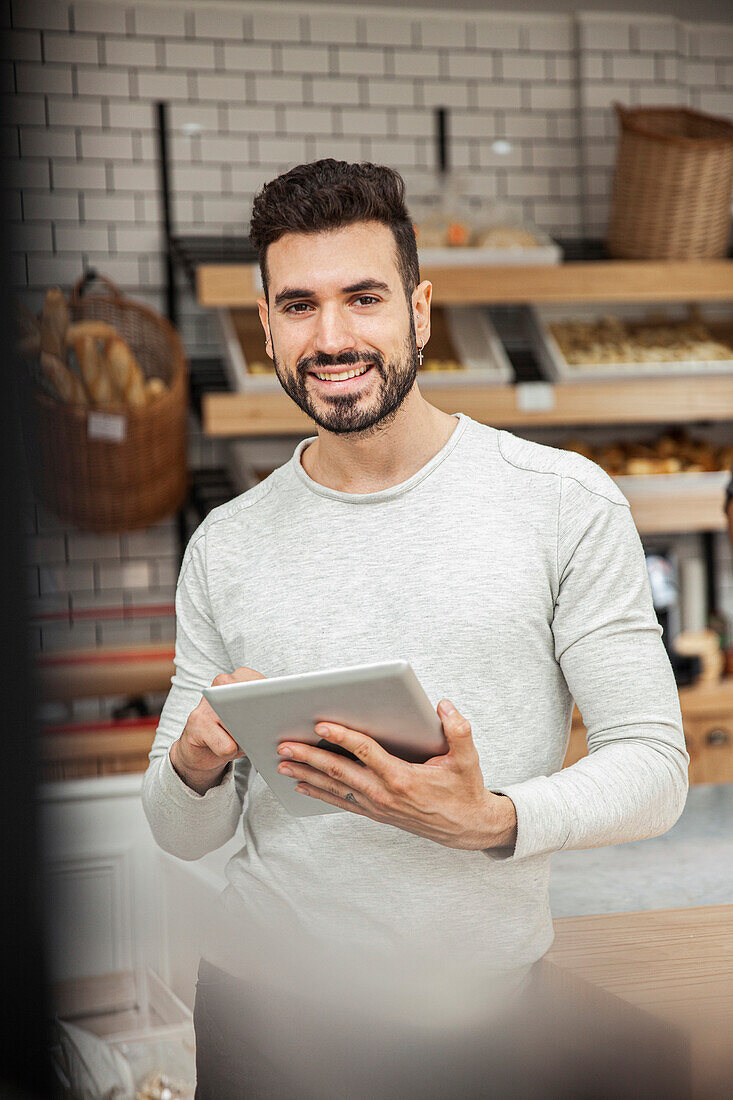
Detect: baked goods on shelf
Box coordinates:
(473, 225, 539, 248)
(562, 429, 733, 476)
(414, 217, 540, 249)
(550, 314, 733, 366)
(14, 287, 169, 409)
(420, 358, 465, 372)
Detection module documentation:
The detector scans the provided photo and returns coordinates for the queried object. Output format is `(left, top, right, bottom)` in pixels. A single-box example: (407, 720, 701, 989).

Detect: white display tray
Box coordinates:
(611, 468, 726, 490)
(529, 303, 733, 382)
(419, 233, 562, 267)
(613, 470, 731, 495)
(418, 305, 514, 387)
(218, 305, 514, 392)
(52, 967, 193, 1044)
(51, 968, 195, 1098)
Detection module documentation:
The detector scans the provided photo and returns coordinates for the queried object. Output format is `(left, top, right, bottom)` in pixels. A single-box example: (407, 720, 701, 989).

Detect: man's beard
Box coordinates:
(271, 316, 419, 438)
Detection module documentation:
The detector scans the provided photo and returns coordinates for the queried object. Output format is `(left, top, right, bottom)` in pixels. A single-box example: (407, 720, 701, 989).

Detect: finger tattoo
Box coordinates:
(345, 792, 358, 805)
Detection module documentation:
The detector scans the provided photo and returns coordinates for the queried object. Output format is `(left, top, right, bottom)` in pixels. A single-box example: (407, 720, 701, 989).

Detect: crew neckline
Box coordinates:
(290, 412, 470, 504)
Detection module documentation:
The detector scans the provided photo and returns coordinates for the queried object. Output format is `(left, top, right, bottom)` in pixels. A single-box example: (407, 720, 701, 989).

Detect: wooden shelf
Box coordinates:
(41, 720, 158, 781)
(38, 643, 174, 701)
(621, 473, 730, 535)
(202, 374, 733, 437)
(197, 259, 733, 308)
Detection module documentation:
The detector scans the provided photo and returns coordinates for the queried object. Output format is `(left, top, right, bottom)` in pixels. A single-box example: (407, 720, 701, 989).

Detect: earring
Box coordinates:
(417, 337, 424, 367)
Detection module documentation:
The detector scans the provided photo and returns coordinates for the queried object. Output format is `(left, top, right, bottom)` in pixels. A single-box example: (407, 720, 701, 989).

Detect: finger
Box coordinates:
(308, 722, 399, 781)
(230, 666, 267, 683)
(211, 672, 235, 687)
(437, 699, 477, 765)
(277, 741, 383, 799)
(278, 761, 381, 811)
(294, 780, 377, 820)
(211, 667, 266, 686)
(198, 698, 234, 735)
(207, 725, 244, 760)
(198, 702, 228, 735)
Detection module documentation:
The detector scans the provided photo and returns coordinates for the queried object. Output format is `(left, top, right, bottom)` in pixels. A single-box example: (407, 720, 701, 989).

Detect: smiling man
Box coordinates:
(142, 160, 688, 1098)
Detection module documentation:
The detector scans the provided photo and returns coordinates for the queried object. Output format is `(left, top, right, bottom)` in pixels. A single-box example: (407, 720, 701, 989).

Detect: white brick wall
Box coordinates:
(8, 0, 733, 670)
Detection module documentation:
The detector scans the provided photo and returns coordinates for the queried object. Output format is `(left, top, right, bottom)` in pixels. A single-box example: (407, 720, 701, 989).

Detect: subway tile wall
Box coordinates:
(6, 2, 733, 326)
(4, 0, 733, 719)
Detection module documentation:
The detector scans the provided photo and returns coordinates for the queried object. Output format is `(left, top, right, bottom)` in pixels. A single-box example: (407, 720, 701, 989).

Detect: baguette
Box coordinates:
(74, 335, 116, 406)
(40, 351, 89, 405)
(65, 320, 119, 345)
(40, 287, 69, 360)
(102, 335, 147, 407)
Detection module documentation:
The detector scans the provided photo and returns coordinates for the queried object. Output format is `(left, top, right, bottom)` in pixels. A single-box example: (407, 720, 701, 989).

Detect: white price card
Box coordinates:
(515, 382, 555, 413)
(87, 411, 127, 442)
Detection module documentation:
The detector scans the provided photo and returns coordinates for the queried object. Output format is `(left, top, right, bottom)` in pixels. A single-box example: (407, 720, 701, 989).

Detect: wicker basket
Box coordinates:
(27, 272, 189, 533)
(606, 103, 733, 260)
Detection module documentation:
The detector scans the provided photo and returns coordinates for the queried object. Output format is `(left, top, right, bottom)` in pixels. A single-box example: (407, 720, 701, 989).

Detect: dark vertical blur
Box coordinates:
(0, 27, 56, 1099)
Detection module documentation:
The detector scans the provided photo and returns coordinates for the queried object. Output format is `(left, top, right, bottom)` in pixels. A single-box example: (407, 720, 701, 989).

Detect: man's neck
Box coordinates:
(300, 393, 459, 495)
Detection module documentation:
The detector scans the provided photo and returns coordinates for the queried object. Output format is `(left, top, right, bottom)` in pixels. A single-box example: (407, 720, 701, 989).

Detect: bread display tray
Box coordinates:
(613, 469, 731, 496)
(217, 304, 514, 392)
(418, 231, 562, 267)
(50, 968, 195, 1097)
(528, 303, 733, 382)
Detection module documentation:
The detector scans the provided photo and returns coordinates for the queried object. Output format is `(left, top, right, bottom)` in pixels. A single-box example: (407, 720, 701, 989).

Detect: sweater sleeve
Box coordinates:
(487, 474, 689, 862)
(141, 524, 251, 860)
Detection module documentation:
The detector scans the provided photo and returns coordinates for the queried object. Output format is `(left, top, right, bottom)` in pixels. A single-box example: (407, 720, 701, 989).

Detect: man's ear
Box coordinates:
(412, 280, 432, 348)
(257, 297, 273, 360)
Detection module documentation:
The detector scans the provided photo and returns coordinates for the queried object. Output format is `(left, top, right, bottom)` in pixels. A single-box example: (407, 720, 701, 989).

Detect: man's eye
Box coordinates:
(354, 295, 379, 306)
(284, 302, 311, 314)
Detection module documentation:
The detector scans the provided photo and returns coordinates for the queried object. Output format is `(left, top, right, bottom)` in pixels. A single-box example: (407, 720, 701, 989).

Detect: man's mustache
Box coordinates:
(298, 351, 384, 373)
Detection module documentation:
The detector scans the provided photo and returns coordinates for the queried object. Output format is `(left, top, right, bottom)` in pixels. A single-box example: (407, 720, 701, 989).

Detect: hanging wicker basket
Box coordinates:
(606, 103, 733, 260)
(27, 272, 189, 533)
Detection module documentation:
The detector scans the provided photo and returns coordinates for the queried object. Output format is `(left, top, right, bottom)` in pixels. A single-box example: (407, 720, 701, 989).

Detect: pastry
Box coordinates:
(474, 225, 538, 248)
(549, 315, 733, 366)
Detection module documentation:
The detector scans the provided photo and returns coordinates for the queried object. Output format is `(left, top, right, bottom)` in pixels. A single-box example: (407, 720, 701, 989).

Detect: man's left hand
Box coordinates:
(276, 699, 517, 851)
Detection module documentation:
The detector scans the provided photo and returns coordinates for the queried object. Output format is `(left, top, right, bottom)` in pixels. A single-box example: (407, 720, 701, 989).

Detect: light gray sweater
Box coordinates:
(142, 413, 688, 971)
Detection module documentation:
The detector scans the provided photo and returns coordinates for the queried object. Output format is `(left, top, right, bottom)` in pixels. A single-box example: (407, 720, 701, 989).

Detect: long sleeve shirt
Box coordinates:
(142, 413, 688, 972)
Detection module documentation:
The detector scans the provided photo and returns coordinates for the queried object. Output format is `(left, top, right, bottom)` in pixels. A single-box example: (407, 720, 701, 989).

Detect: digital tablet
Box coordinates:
(202, 660, 448, 817)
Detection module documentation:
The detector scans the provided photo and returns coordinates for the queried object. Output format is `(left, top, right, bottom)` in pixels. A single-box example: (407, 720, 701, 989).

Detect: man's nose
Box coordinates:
(313, 305, 357, 357)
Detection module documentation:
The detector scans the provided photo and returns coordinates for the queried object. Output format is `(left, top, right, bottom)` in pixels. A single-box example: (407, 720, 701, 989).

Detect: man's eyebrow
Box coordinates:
(341, 279, 391, 295)
(273, 279, 391, 308)
(274, 287, 315, 307)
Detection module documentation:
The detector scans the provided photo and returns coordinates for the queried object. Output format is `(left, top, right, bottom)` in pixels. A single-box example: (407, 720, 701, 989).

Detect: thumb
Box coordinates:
(229, 665, 267, 683)
(438, 699, 475, 761)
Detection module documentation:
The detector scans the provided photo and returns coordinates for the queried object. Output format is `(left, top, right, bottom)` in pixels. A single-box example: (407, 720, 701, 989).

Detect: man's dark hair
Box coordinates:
(249, 159, 420, 304)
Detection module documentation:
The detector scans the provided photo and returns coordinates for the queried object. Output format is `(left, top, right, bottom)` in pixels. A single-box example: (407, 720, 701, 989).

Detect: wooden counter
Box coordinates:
(543, 905, 733, 1099)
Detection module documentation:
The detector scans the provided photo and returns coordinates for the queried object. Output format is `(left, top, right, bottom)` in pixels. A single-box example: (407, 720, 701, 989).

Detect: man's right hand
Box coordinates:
(169, 666, 266, 795)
